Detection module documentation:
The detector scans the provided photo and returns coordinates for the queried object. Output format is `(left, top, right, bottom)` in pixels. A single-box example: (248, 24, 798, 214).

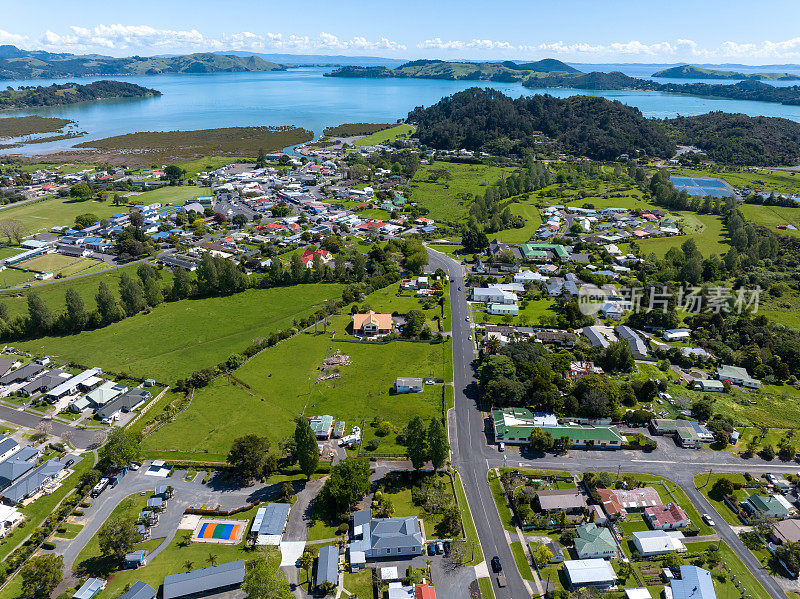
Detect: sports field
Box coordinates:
(0, 196, 120, 235)
(14, 254, 109, 276)
(15, 283, 345, 383)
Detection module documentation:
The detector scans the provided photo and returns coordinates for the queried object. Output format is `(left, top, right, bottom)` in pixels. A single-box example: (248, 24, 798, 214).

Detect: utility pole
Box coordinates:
(705, 468, 713, 488)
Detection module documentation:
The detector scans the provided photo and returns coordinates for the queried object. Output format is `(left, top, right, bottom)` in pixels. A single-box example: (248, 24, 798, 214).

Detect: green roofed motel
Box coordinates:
(521, 243, 570, 261)
(492, 408, 624, 449)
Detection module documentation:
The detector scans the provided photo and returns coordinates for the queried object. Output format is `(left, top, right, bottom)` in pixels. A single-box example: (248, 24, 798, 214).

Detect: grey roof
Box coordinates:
(73, 578, 105, 599)
(395, 377, 423, 387)
(0, 446, 38, 487)
(125, 550, 148, 562)
(96, 388, 150, 419)
(615, 325, 648, 356)
(155, 485, 169, 496)
(671, 566, 716, 599)
(583, 326, 610, 348)
(163, 559, 245, 599)
(369, 516, 423, 551)
(316, 545, 339, 587)
(0, 362, 44, 384)
(118, 581, 156, 599)
(0, 436, 18, 456)
(0, 358, 15, 377)
(2, 457, 72, 504)
(254, 503, 291, 536)
(147, 497, 163, 508)
(536, 489, 587, 511)
(47, 367, 102, 398)
(21, 369, 67, 395)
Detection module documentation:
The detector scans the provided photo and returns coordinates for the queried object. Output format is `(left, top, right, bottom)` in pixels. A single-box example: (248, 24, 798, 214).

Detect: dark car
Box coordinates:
(443, 540, 451, 554)
(491, 556, 502, 573)
(427, 542, 436, 556)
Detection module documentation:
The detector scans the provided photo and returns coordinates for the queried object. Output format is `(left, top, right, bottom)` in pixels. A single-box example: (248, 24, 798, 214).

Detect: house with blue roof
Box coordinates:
(671, 566, 716, 599)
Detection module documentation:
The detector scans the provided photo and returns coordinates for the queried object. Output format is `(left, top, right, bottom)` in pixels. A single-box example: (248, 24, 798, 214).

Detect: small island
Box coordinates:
(0, 80, 162, 110)
(325, 58, 580, 81)
(653, 65, 800, 81)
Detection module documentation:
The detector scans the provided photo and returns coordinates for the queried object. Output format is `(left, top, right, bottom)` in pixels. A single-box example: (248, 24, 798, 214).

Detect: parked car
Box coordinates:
(129, 463, 141, 471)
(427, 542, 436, 556)
(497, 574, 507, 588)
(702, 513, 715, 526)
(498, 442, 505, 452)
(436, 541, 444, 554)
(491, 556, 502, 573)
(443, 541, 451, 554)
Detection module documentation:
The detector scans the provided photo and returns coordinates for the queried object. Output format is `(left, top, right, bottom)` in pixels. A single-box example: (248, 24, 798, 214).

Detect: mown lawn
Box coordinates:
(510, 541, 534, 581)
(16, 284, 344, 383)
(354, 123, 415, 147)
(637, 212, 728, 258)
(741, 204, 800, 237)
(693, 472, 751, 526)
(0, 195, 120, 235)
(491, 199, 543, 244)
(622, 472, 714, 535)
(343, 568, 375, 599)
(488, 471, 516, 533)
(143, 329, 451, 457)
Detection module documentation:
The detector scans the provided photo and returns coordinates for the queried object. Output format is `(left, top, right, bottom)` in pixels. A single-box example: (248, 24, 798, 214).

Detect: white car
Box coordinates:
(129, 463, 141, 471)
(702, 513, 715, 526)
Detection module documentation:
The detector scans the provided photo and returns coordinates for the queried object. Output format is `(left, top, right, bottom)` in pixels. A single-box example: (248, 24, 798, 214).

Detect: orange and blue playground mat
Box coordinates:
(198, 522, 241, 541)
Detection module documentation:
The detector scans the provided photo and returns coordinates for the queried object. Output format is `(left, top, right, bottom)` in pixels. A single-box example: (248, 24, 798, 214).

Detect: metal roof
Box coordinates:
(47, 367, 102, 398)
(2, 457, 66, 504)
(563, 559, 617, 585)
(73, 578, 105, 599)
(118, 581, 156, 599)
(253, 503, 291, 536)
(671, 566, 716, 599)
(162, 559, 245, 599)
(316, 545, 338, 587)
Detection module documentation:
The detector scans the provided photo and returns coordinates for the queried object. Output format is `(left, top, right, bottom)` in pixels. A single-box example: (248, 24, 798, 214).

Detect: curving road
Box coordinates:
(428, 247, 790, 599)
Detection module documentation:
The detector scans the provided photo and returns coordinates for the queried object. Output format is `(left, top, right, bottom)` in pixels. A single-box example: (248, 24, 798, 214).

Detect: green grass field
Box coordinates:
(492, 200, 543, 243)
(407, 161, 516, 222)
(740, 203, 800, 236)
(637, 212, 728, 258)
(16, 284, 344, 383)
(353, 123, 415, 147)
(143, 327, 451, 458)
(126, 185, 212, 206)
(0, 196, 120, 235)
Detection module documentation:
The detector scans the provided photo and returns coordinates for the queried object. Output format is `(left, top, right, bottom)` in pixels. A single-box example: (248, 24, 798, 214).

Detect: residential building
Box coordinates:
(350, 508, 424, 562)
(716, 365, 761, 389)
(598, 487, 661, 518)
(600, 302, 624, 320)
(352, 311, 393, 336)
(20, 369, 70, 397)
(536, 330, 576, 349)
(663, 329, 691, 342)
(74, 578, 106, 599)
(117, 582, 156, 599)
(670, 566, 716, 599)
(615, 326, 648, 357)
(85, 380, 128, 408)
(487, 303, 519, 316)
(125, 550, 149, 568)
(472, 287, 517, 304)
(650, 419, 713, 448)
(582, 326, 613, 349)
(0, 437, 19, 462)
(771, 519, 800, 545)
(743, 494, 795, 519)
(308, 415, 334, 439)
(563, 559, 617, 589)
(2, 456, 78, 505)
(395, 378, 424, 393)
(45, 367, 102, 401)
(413, 584, 436, 599)
(632, 530, 686, 556)
(564, 361, 603, 380)
(96, 388, 151, 420)
(0, 446, 39, 488)
(0, 362, 45, 385)
(251, 503, 291, 545)
(535, 489, 588, 513)
(695, 379, 725, 392)
(644, 503, 690, 530)
(162, 560, 246, 599)
(0, 504, 22, 537)
(315, 545, 339, 588)
(0, 358, 15, 378)
(574, 523, 616, 559)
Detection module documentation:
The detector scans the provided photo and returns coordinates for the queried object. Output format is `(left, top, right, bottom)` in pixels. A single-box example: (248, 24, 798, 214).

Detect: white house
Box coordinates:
(717, 365, 761, 389)
(472, 287, 517, 304)
(632, 530, 686, 556)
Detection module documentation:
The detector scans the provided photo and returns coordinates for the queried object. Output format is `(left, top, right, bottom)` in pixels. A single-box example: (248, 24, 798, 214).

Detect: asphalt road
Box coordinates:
(0, 404, 103, 449)
(428, 247, 790, 599)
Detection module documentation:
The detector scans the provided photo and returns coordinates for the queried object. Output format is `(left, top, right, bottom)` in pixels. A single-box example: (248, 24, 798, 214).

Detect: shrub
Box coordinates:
(375, 422, 393, 437)
(73, 509, 84, 516)
(42, 542, 56, 550)
(366, 439, 380, 451)
(336, 523, 349, 535)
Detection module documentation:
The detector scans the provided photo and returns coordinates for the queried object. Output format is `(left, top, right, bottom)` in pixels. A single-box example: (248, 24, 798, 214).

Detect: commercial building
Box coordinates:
(492, 408, 624, 449)
(162, 560, 246, 599)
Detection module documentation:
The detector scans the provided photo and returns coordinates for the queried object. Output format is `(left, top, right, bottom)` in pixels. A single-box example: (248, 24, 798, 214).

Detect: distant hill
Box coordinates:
(215, 50, 407, 67)
(653, 65, 800, 81)
(0, 80, 161, 110)
(325, 59, 581, 81)
(0, 45, 285, 79)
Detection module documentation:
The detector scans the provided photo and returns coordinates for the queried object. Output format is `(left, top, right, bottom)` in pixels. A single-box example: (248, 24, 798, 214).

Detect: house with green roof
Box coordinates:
(521, 243, 570, 261)
(744, 494, 796, 520)
(308, 415, 334, 439)
(492, 408, 624, 449)
(574, 523, 617, 559)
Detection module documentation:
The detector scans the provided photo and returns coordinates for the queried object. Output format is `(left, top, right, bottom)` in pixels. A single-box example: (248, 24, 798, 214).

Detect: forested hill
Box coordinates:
(652, 65, 800, 81)
(522, 71, 800, 105)
(324, 58, 579, 81)
(0, 81, 161, 110)
(407, 87, 675, 161)
(0, 46, 285, 79)
(667, 112, 800, 166)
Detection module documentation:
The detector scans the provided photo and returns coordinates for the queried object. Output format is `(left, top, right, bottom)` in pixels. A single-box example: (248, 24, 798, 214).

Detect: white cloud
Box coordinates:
(0, 29, 28, 45)
(418, 37, 513, 51)
(33, 24, 406, 55)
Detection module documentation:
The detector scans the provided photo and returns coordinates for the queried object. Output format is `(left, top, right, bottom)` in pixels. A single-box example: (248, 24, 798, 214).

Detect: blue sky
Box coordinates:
(3, 0, 800, 64)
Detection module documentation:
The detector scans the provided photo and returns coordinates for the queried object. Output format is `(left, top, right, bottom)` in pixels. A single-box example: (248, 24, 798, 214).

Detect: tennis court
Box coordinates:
(192, 518, 247, 544)
(670, 176, 733, 198)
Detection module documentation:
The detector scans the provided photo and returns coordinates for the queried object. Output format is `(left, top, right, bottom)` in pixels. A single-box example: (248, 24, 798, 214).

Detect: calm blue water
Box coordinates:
(4, 65, 800, 155)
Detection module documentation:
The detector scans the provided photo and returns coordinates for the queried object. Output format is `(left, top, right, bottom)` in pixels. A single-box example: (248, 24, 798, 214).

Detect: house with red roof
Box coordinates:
(644, 503, 690, 530)
(300, 247, 332, 268)
(414, 584, 436, 599)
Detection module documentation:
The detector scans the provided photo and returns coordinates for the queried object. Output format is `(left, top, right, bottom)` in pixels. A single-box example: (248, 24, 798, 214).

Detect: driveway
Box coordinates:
(0, 404, 103, 449)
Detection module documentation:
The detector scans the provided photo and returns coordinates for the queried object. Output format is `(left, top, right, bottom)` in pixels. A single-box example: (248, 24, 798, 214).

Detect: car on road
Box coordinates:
(702, 513, 715, 526)
(458, 286, 461, 290)
(498, 442, 505, 452)
(465, 317, 469, 322)
(491, 556, 502, 573)
(468, 334, 472, 340)
(496, 574, 507, 588)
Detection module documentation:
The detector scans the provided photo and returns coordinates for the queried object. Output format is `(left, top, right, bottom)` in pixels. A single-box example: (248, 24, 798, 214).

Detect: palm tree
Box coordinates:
(485, 336, 501, 354)
(207, 553, 218, 567)
(183, 560, 193, 572)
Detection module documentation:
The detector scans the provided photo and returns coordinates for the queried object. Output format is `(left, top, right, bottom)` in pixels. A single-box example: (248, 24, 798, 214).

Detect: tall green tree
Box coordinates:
(171, 267, 193, 300)
(227, 435, 276, 483)
(405, 416, 428, 470)
(98, 516, 140, 562)
(96, 281, 124, 324)
(118, 273, 146, 315)
(427, 418, 449, 471)
(294, 416, 319, 480)
(318, 457, 370, 518)
(26, 292, 54, 336)
(242, 549, 292, 599)
(101, 429, 141, 466)
(20, 555, 63, 599)
(64, 288, 88, 332)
